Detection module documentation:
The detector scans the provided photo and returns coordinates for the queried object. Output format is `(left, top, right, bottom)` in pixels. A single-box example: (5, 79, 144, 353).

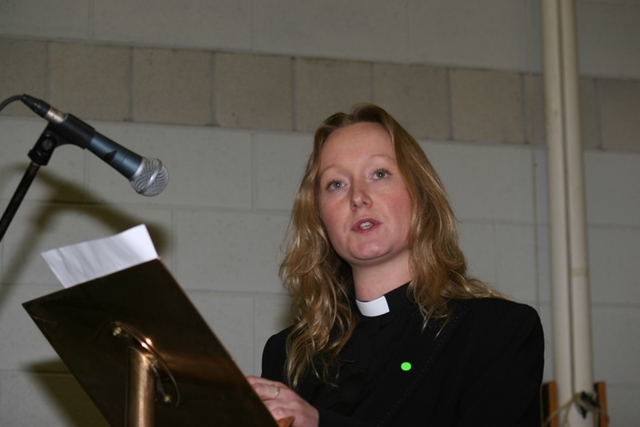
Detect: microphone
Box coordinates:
(20, 94, 168, 196)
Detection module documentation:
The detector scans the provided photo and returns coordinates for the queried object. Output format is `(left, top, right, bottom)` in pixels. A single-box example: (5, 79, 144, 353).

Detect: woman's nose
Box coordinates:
(350, 183, 371, 209)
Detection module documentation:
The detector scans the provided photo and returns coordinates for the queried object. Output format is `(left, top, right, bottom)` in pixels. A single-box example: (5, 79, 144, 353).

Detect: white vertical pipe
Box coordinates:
(541, 0, 595, 425)
(541, 0, 575, 418)
(559, 0, 595, 408)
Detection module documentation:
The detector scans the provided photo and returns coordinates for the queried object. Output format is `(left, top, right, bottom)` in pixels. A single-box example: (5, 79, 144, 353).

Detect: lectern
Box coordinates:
(23, 259, 286, 426)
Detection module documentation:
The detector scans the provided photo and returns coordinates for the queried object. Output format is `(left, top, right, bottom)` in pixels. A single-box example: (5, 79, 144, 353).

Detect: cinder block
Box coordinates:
(589, 226, 640, 305)
(579, 77, 600, 150)
(188, 290, 256, 373)
(373, 63, 450, 140)
(174, 210, 289, 293)
(94, 0, 252, 51)
(523, 74, 599, 149)
(0, 1, 89, 40)
(457, 220, 497, 286)
(0, 371, 109, 427)
(450, 68, 524, 143)
(0, 284, 62, 371)
(133, 48, 212, 125)
(253, 0, 409, 62)
(421, 141, 535, 223)
(254, 131, 312, 211)
(214, 52, 293, 130)
(295, 58, 372, 132)
(87, 122, 253, 209)
(578, 1, 640, 79)
(534, 225, 552, 305)
(408, 0, 533, 71)
(495, 223, 538, 302)
(598, 78, 640, 152)
(0, 38, 48, 116)
(50, 42, 131, 121)
(592, 306, 640, 384)
(605, 385, 640, 426)
(522, 74, 545, 146)
(585, 150, 640, 227)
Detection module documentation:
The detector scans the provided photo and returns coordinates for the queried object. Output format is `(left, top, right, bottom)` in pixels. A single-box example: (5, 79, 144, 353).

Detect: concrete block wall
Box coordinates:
(4, 38, 640, 151)
(1, 0, 639, 425)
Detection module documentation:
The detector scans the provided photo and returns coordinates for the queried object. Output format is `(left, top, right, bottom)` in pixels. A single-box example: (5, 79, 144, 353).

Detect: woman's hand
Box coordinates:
(247, 375, 319, 427)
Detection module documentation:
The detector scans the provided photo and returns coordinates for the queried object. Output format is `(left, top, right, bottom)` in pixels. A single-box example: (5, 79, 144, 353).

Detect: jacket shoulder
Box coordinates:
(454, 297, 540, 324)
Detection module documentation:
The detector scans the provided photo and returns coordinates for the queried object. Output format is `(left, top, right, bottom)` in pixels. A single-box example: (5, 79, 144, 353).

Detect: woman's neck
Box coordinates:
(352, 262, 412, 301)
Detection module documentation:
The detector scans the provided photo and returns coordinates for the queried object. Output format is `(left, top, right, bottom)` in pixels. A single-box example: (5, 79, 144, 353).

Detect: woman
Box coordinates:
(248, 104, 544, 426)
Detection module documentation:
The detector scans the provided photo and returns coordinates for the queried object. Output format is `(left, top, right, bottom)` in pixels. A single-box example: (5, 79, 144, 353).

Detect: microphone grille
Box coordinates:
(130, 158, 169, 196)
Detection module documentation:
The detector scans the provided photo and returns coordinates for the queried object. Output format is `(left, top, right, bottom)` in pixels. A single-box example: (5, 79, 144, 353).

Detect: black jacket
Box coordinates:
(261, 298, 544, 426)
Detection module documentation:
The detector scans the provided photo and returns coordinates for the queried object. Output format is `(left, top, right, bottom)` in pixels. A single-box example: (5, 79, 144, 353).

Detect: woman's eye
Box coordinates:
(326, 180, 343, 191)
(373, 169, 390, 180)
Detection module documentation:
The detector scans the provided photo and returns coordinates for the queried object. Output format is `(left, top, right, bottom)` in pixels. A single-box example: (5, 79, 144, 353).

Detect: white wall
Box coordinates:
(1, 0, 639, 425)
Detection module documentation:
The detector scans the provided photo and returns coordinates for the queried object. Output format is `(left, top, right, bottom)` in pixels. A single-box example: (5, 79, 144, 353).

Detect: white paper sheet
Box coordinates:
(41, 224, 158, 288)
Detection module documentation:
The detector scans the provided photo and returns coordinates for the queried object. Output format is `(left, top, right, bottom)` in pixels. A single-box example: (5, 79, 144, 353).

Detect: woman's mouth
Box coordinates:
(353, 219, 378, 231)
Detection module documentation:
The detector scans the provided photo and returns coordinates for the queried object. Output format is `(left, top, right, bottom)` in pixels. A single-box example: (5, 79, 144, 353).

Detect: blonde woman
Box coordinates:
(249, 104, 544, 427)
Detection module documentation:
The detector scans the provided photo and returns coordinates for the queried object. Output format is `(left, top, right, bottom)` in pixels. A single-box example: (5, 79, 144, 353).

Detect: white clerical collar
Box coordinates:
(356, 294, 390, 317)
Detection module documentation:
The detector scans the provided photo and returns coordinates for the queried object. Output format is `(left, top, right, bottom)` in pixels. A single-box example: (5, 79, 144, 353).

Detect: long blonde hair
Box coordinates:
(279, 103, 501, 389)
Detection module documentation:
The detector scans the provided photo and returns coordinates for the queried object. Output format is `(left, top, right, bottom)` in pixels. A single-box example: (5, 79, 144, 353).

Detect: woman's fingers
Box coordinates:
(247, 375, 284, 400)
(246, 376, 318, 427)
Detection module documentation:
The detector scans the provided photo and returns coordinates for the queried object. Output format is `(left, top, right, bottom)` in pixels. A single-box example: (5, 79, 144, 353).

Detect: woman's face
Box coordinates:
(317, 122, 413, 275)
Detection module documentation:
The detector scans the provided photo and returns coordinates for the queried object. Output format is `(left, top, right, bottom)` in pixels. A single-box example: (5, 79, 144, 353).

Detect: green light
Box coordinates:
(400, 362, 412, 371)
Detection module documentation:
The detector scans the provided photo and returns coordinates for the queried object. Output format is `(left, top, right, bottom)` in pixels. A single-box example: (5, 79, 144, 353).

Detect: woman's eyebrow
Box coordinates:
(319, 153, 396, 176)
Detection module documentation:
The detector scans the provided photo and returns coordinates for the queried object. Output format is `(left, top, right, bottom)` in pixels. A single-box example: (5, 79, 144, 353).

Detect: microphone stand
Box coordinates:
(0, 125, 68, 243)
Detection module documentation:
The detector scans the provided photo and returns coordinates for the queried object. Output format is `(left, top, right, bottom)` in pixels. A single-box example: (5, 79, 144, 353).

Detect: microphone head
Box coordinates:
(130, 158, 169, 196)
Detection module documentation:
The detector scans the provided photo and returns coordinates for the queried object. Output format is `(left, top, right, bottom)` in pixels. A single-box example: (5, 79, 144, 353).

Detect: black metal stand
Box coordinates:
(0, 125, 69, 243)
(0, 162, 41, 243)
